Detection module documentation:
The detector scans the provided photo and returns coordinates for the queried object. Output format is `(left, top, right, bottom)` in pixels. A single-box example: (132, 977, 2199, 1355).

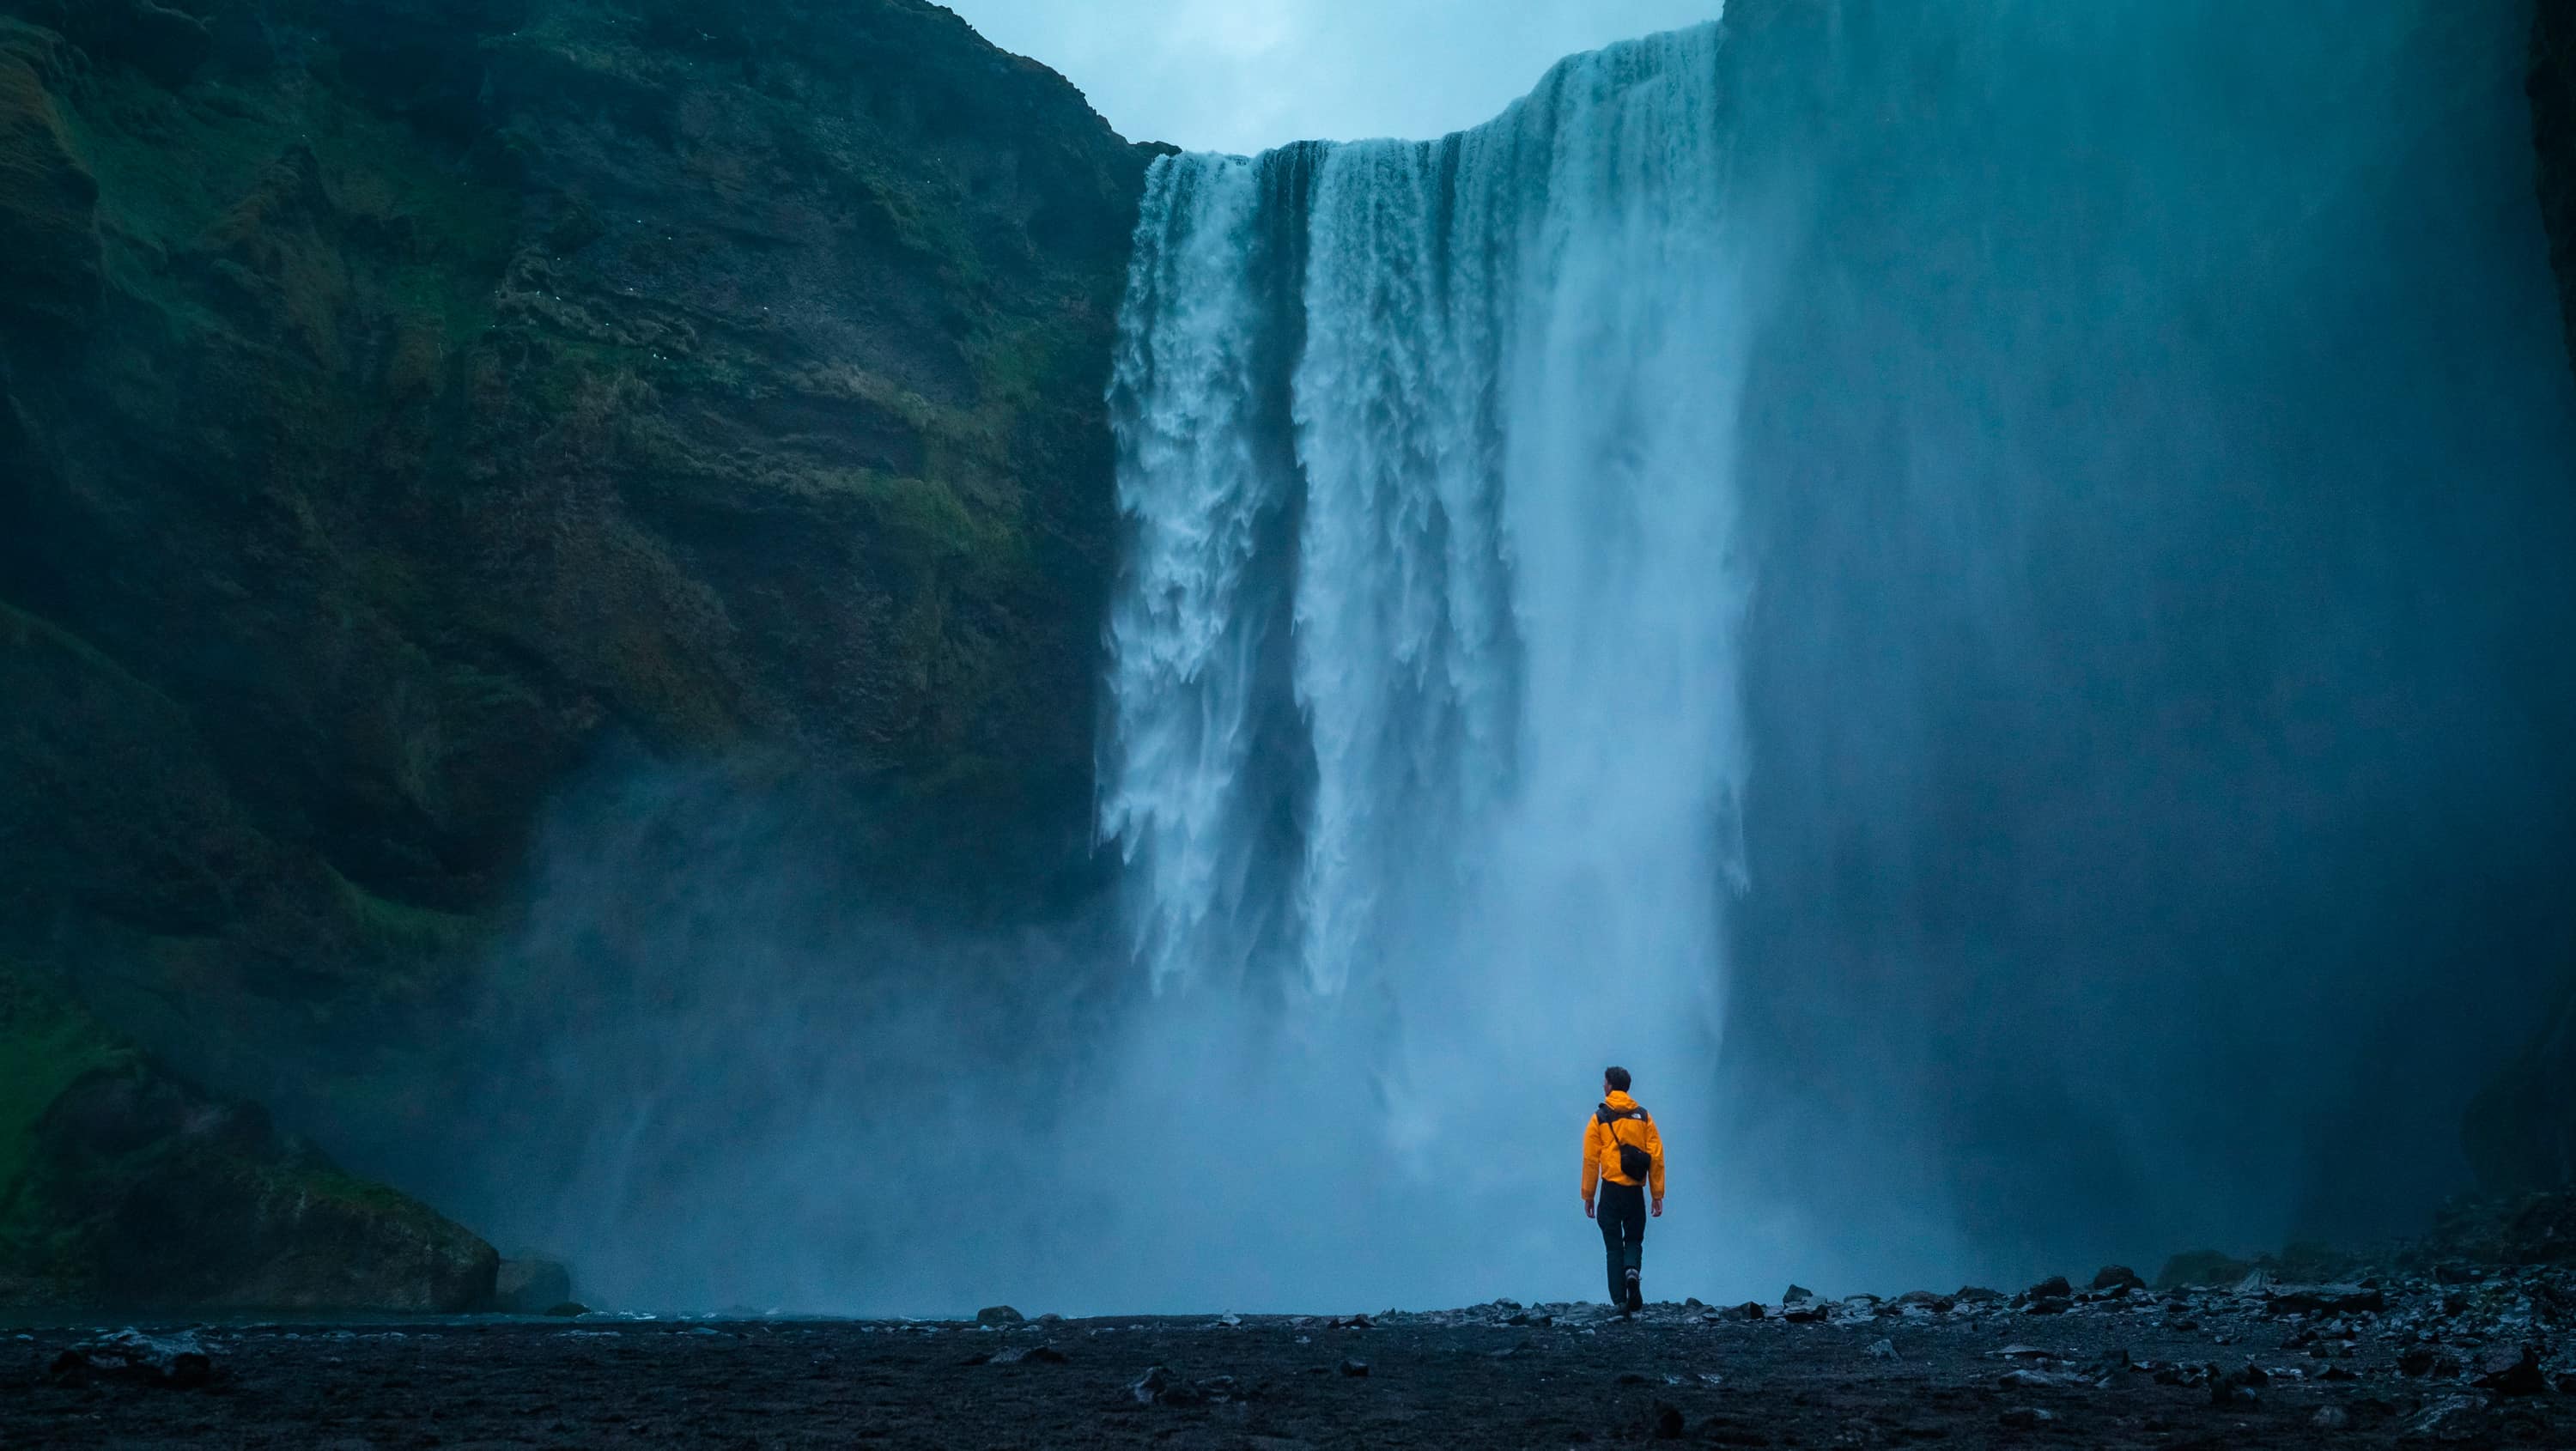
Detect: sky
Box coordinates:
(943, 0, 1729, 154)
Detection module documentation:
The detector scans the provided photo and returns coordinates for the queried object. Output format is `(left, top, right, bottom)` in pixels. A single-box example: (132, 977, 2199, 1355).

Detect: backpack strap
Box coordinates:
(1595, 1102, 1648, 1154)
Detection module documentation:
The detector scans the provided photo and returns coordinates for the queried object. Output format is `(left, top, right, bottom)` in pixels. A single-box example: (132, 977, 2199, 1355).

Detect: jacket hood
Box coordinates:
(1603, 1090, 1640, 1111)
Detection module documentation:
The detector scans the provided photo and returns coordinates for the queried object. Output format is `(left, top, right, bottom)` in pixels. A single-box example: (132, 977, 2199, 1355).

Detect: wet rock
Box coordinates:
(1997, 1406, 2055, 1429)
(1649, 1400, 1686, 1440)
(2470, 1345, 2546, 1395)
(1893, 1290, 1954, 1313)
(1127, 1365, 1170, 1404)
(1782, 1304, 1828, 1324)
(1782, 1284, 1815, 1305)
(2405, 1394, 2490, 1442)
(2209, 1378, 2258, 1407)
(2399, 1345, 2463, 1379)
(975, 1305, 1025, 1327)
(2022, 1275, 2073, 1302)
(493, 1256, 574, 1314)
(1867, 1339, 1898, 1360)
(2232, 1269, 2274, 1296)
(1735, 1301, 1767, 1320)
(2091, 1266, 2146, 1292)
(989, 1344, 1067, 1365)
(1338, 1357, 1370, 1377)
(48, 1330, 215, 1387)
(2312, 1405, 2350, 1430)
(544, 1302, 590, 1317)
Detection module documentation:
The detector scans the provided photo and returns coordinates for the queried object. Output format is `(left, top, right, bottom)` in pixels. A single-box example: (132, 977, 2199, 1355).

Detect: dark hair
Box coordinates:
(1603, 1065, 1631, 1092)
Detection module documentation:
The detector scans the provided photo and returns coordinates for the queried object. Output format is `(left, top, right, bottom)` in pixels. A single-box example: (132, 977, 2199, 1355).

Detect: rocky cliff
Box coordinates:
(2461, 0, 2576, 1196)
(2540, 0, 2576, 366)
(0, 0, 1153, 1302)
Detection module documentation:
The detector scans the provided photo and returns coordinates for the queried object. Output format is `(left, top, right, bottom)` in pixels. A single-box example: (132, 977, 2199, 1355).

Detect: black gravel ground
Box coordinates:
(4, 1275, 2571, 1448)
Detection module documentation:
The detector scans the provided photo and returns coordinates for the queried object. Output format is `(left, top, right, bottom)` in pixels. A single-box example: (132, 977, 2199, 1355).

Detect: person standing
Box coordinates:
(1582, 1065, 1666, 1313)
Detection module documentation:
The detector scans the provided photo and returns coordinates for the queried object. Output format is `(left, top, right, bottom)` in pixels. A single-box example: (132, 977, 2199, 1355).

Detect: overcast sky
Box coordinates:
(944, 0, 1728, 155)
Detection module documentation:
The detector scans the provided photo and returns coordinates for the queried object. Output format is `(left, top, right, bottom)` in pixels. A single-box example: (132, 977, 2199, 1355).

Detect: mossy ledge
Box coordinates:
(0, 962, 497, 1310)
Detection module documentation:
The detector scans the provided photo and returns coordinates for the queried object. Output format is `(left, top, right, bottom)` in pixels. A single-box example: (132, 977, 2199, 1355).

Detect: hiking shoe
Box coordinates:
(1625, 1270, 1643, 1313)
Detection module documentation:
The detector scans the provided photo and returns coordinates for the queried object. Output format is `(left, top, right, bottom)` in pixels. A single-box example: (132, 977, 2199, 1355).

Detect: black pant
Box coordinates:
(1597, 1181, 1646, 1305)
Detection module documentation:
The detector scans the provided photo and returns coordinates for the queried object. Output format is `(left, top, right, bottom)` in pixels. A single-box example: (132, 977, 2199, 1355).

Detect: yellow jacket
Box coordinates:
(1582, 1090, 1666, 1199)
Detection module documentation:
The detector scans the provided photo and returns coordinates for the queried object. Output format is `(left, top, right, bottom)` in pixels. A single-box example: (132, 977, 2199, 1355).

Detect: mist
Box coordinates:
(362, 0, 2576, 1316)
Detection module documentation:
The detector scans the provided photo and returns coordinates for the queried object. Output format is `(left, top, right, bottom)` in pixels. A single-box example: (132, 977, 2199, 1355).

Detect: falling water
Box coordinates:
(1101, 22, 1758, 1299)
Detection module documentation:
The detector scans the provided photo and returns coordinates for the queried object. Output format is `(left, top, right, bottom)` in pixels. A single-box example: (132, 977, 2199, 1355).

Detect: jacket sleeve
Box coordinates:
(1646, 1116, 1667, 1199)
(1580, 1117, 1601, 1201)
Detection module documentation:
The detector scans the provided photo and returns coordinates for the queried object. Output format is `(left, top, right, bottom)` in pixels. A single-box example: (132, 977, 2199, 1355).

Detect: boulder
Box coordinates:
(2090, 1266, 2145, 1292)
(2470, 1345, 2548, 1396)
(975, 1305, 1025, 1327)
(492, 1256, 574, 1314)
(1782, 1284, 1814, 1304)
(47, 1329, 214, 1387)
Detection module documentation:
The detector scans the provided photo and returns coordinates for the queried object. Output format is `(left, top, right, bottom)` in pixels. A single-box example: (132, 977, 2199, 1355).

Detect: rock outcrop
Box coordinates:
(2466, 2, 2576, 1198)
(0, 963, 496, 1308)
(0, 0, 1152, 1302)
(2538, 0, 2576, 368)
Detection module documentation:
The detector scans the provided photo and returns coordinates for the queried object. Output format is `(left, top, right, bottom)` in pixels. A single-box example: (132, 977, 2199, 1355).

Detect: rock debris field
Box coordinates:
(6, 1267, 2573, 1448)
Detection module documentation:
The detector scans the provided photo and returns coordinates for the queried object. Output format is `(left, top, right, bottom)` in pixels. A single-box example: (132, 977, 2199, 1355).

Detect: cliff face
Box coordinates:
(2461, 0, 2576, 1196)
(2539, 0, 2576, 367)
(0, 0, 1151, 1298)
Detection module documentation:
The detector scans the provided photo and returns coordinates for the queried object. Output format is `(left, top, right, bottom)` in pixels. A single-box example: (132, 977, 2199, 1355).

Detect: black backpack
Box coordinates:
(1596, 1102, 1653, 1181)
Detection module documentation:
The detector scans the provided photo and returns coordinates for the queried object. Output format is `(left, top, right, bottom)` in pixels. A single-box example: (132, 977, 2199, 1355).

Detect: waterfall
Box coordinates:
(1100, 22, 1756, 1297)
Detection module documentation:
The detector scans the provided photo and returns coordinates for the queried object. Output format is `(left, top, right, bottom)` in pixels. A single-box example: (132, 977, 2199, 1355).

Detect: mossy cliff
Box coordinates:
(0, 0, 1153, 1303)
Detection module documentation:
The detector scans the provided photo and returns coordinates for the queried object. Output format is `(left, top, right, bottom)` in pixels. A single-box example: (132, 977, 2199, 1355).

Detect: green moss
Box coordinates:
(0, 965, 136, 1199)
(325, 865, 479, 965)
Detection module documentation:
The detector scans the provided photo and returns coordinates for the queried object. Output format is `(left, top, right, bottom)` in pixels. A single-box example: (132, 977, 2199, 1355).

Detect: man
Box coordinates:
(1581, 1065, 1665, 1313)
